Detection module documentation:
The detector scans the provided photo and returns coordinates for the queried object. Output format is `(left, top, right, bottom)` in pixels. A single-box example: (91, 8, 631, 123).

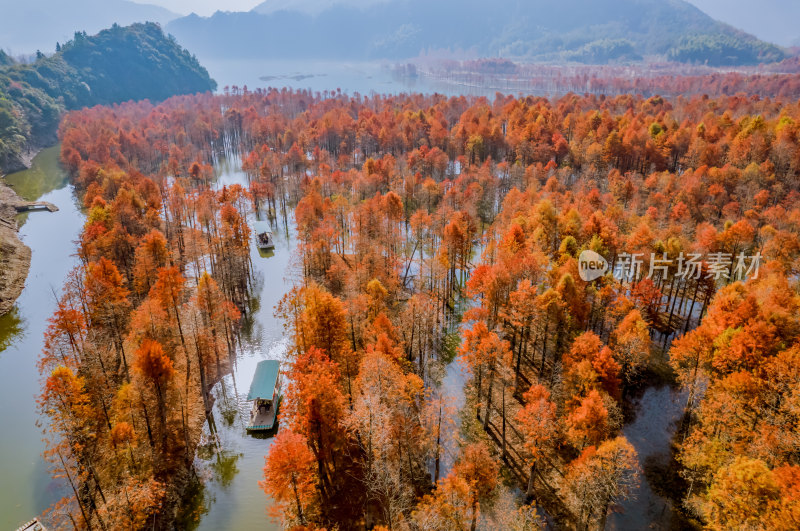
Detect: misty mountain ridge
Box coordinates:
(167, 0, 786, 66)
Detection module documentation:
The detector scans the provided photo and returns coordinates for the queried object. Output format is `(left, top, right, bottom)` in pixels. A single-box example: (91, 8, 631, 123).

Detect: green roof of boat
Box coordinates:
(247, 360, 280, 401)
(253, 221, 271, 235)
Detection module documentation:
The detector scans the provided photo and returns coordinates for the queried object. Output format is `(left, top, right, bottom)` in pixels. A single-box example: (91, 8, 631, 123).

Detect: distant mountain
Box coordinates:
(0, 22, 215, 172)
(0, 0, 178, 55)
(251, 0, 389, 15)
(166, 0, 785, 66)
(687, 0, 800, 47)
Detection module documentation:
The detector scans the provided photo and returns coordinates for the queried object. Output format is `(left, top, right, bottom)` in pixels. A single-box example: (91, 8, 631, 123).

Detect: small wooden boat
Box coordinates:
(246, 359, 281, 432)
(253, 221, 275, 250)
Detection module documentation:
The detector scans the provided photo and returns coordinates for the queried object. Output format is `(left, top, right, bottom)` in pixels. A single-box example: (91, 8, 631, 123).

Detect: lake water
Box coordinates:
(0, 146, 81, 528)
(202, 58, 511, 98)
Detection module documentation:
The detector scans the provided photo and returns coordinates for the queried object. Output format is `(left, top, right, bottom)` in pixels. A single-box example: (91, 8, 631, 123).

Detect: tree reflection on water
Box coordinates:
(0, 307, 24, 355)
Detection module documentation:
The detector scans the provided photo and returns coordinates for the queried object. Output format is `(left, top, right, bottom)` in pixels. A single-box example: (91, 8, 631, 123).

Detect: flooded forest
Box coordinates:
(20, 86, 797, 530)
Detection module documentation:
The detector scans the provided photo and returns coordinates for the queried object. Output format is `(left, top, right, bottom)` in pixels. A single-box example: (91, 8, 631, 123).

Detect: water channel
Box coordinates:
(0, 148, 297, 529)
(186, 155, 294, 530)
(0, 146, 81, 528)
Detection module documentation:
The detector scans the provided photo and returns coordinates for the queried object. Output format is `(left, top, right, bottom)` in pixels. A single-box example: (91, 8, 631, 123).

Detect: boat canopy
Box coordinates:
(253, 221, 271, 236)
(247, 360, 280, 401)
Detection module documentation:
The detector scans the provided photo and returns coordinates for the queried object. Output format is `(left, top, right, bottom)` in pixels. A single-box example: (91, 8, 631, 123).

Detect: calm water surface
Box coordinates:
(0, 146, 81, 528)
(187, 155, 296, 530)
(203, 58, 514, 98)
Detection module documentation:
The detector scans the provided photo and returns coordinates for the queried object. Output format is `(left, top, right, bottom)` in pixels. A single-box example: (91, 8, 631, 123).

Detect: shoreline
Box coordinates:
(0, 183, 32, 316)
(1, 146, 43, 178)
(0, 145, 45, 316)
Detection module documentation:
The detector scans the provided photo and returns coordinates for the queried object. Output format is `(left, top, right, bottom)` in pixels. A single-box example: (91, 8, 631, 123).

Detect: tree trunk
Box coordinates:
(470, 498, 478, 531)
(483, 366, 495, 431)
(292, 477, 305, 525)
(526, 462, 537, 497)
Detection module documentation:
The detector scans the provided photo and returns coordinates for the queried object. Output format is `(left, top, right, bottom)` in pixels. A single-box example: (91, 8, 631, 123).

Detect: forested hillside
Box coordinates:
(46, 88, 800, 528)
(0, 23, 215, 173)
(167, 0, 785, 65)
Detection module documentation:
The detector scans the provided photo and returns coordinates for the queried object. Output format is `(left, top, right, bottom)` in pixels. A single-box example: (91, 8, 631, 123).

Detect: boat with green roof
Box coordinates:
(246, 359, 282, 432)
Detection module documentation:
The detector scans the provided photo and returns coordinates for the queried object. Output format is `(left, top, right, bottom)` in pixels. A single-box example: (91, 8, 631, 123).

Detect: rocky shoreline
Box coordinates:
(0, 146, 48, 316)
(0, 183, 33, 316)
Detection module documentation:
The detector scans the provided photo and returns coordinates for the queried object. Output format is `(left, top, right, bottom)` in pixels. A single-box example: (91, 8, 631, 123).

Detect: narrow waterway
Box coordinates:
(0, 146, 82, 528)
(0, 147, 295, 528)
(186, 155, 296, 529)
(609, 385, 687, 530)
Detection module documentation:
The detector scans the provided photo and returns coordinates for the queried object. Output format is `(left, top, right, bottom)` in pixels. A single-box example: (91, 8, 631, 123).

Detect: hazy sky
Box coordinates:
(138, 0, 261, 15)
(138, 0, 385, 16)
(686, 0, 799, 46)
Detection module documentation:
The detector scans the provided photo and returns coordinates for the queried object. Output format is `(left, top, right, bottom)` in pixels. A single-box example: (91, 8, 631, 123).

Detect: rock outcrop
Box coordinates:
(0, 183, 33, 316)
